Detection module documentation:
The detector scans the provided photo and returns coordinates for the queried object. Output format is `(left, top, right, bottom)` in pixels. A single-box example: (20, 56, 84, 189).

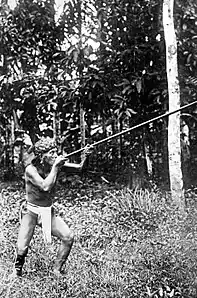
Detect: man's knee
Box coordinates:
(52, 216, 74, 244)
(17, 245, 28, 257)
(62, 230, 74, 245)
(17, 213, 36, 254)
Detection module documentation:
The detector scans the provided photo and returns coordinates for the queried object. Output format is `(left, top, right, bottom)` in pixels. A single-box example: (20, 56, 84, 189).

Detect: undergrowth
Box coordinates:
(1, 179, 197, 297)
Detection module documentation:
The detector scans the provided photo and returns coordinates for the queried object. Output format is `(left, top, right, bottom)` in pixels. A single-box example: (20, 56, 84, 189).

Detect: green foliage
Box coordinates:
(1, 181, 197, 297)
(1, 0, 197, 184)
(176, 1, 197, 90)
(2, 0, 59, 70)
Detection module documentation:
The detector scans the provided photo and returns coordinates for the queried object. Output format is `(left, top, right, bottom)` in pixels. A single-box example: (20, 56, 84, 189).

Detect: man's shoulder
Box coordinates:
(25, 164, 38, 177)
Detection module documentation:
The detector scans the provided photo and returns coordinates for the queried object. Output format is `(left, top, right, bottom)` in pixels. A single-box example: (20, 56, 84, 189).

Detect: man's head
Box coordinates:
(34, 137, 57, 166)
(34, 137, 56, 156)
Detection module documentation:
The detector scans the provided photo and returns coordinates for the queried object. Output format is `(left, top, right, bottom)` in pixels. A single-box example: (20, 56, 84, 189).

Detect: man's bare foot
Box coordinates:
(10, 268, 22, 279)
(53, 268, 66, 277)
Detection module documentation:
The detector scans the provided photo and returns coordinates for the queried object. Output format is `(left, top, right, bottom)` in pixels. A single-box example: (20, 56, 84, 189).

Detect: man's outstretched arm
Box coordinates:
(62, 145, 93, 172)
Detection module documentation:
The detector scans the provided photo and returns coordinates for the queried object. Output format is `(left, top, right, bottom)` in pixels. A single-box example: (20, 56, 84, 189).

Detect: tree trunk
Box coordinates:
(53, 111, 57, 144)
(80, 104, 86, 156)
(119, 119, 123, 165)
(163, 0, 184, 207)
(161, 102, 169, 189)
(77, 0, 86, 160)
(144, 141, 153, 177)
(181, 120, 191, 188)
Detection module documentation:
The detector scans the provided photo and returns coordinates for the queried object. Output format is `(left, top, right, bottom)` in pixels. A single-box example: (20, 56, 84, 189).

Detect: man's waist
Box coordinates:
(26, 194, 52, 208)
(26, 202, 52, 213)
(27, 202, 52, 208)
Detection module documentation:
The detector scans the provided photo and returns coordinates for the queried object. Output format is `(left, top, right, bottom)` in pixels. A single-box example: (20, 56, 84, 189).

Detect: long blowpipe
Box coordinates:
(65, 101, 197, 158)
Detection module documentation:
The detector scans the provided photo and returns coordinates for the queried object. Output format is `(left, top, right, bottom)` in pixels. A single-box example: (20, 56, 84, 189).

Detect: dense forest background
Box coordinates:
(2, 2, 197, 297)
(0, 0, 197, 190)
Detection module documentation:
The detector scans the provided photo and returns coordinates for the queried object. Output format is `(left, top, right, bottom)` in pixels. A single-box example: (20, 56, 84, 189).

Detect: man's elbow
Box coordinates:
(41, 183, 51, 192)
(78, 163, 84, 171)
(72, 163, 83, 171)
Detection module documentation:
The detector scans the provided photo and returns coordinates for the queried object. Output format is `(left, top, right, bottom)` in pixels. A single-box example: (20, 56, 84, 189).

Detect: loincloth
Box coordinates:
(20, 201, 52, 244)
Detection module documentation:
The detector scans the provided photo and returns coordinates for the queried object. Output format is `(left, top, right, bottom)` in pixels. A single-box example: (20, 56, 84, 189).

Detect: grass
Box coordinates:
(1, 179, 197, 297)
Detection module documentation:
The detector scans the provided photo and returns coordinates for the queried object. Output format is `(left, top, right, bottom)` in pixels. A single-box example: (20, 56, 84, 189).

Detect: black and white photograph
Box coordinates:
(0, 0, 197, 297)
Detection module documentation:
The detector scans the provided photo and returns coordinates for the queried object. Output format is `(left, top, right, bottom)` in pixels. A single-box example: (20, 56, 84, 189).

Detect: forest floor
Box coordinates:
(1, 176, 197, 298)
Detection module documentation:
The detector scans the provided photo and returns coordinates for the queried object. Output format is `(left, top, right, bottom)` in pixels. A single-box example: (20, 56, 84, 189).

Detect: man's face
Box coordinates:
(42, 148, 58, 165)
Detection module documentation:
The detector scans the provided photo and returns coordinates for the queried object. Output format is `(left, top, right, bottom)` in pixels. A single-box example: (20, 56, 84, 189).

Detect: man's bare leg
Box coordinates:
(15, 211, 37, 276)
(51, 215, 74, 275)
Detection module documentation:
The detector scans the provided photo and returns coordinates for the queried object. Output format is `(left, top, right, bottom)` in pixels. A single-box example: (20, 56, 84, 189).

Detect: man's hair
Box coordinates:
(34, 137, 56, 156)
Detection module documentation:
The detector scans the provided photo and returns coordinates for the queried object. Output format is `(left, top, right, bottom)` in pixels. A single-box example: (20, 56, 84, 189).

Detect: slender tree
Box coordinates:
(163, 0, 184, 206)
(77, 0, 86, 154)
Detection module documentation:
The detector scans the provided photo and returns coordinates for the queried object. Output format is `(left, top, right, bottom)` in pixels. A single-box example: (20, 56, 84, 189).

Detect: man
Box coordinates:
(14, 137, 92, 277)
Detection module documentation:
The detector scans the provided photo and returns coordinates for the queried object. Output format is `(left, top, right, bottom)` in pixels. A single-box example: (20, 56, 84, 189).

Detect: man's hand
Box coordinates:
(53, 155, 67, 168)
(83, 144, 94, 157)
